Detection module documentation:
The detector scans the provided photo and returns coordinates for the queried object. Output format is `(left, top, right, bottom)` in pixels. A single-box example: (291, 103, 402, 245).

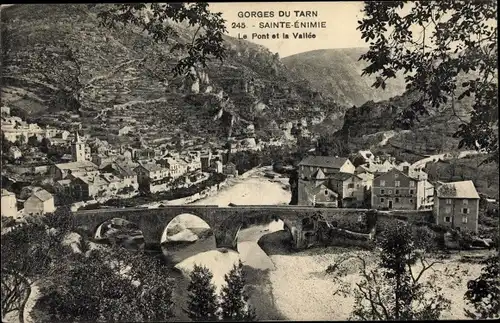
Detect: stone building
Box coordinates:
(434, 180, 480, 233)
(1, 189, 17, 218)
(24, 189, 55, 216)
(371, 168, 434, 210)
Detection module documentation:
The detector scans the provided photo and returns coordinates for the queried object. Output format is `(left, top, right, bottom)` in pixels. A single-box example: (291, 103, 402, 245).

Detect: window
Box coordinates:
(410, 189, 414, 195)
(462, 208, 469, 214)
(462, 216, 468, 223)
(446, 199, 452, 204)
(410, 181, 415, 187)
(324, 190, 329, 196)
(380, 197, 385, 203)
(409, 199, 413, 203)
(445, 206, 451, 214)
(348, 183, 354, 188)
(395, 189, 400, 194)
(395, 197, 400, 202)
(463, 199, 468, 205)
(445, 216, 452, 223)
(394, 173, 399, 178)
(389, 190, 393, 194)
(380, 180, 386, 187)
(356, 184, 360, 188)
(395, 181, 400, 187)
(381, 189, 385, 194)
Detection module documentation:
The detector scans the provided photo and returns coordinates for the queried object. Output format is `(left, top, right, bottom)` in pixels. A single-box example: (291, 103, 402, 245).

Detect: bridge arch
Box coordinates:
(94, 217, 144, 250)
(160, 213, 216, 264)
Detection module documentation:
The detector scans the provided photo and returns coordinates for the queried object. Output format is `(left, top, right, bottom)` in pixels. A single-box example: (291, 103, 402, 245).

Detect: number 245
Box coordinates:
(232, 22, 246, 29)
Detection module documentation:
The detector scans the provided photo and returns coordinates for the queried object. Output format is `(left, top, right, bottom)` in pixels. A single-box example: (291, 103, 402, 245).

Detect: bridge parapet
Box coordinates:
(73, 205, 369, 250)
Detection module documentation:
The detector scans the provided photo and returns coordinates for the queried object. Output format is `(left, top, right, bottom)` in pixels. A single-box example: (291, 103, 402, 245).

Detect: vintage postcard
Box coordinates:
(1, 2, 498, 322)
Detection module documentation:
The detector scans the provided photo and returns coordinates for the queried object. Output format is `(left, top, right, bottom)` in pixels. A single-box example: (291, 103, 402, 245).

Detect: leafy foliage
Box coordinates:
(350, 222, 458, 320)
(1, 214, 70, 323)
(185, 265, 219, 321)
(316, 133, 350, 157)
(358, 0, 498, 161)
(464, 255, 500, 319)
(219, 260, 257, 321)
(97, 3, 227, 76)
(33, 247, 175, 322)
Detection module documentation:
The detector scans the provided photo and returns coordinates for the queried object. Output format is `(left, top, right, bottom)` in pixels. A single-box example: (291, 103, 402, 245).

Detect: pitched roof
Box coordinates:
(311, 168, 326, 180)
(139, 162, 163, 172)
(298, 156, 350, 169)
(32, 189, 53, 202)
(55, 160, 98, 170)
(436, 180, 480, 199)
(319, 183, 339, 196)
(1, 189, 15, 197)
(328, 172, 359, 181)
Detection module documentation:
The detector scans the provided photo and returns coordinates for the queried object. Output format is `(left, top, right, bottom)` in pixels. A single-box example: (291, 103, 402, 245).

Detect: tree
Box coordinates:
(27, 135, 39, 147)
(185, 265, 219, 321)
(464, 255, 500, 319)
(33, 246, 175, 322)
(316, 134, 350, 157)
(97, 3, 227, 77)
(219, 260, 256, 321)
(350, 222, 459, 320)
(1, 215, 69, 323)
(358, 1, 498, 164)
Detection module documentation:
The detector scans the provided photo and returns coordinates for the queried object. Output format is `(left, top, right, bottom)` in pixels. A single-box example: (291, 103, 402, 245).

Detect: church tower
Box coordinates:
(71, 131, 86, 162)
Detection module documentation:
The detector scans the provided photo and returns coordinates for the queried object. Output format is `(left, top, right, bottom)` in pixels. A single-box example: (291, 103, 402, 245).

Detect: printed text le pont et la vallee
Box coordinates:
(233, 10, 327, 40)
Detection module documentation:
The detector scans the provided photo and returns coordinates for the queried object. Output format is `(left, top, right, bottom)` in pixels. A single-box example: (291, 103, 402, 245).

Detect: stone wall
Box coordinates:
(73, 206, 371, 249)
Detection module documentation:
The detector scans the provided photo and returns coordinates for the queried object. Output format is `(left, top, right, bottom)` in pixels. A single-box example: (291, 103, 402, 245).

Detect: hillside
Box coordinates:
(340, 85, 477, 160)
(0, 4, 347, 147)
(282, 48, 407, 107)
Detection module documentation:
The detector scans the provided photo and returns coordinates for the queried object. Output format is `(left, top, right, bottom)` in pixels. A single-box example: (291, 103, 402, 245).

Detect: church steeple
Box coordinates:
(74, 130, 82, 143)
(71, 130, 86, 162)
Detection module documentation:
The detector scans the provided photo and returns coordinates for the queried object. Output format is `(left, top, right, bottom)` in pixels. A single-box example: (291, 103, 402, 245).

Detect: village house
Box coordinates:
(1, 189, 17, 218)
(158, 157, 187, 179)
(91, 153, 117, 168)
(297, 156, 358, 206)
(433, 180, 480, 233)
(1, 116, 45, 143)
(24, 189, 55, 216)
(49, 160, 99, 181)
(101, 161, 139, 192)
(298, 156, 355, 180)
(54, 179, 73, 202)
(213, 159, 223, 173)
(302, 181, 339, 207)
(19, 186, 44, 201)
(70, 174, 111, 200)
(371, 167, 434, 210)
(327, 172, 366, 208)
(1, 105, 10, 117)
(134, 162, 171, 193)
(223, 162, 238, 177)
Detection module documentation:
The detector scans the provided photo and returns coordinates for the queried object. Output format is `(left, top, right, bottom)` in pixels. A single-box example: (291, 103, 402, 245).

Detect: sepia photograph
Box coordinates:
(0, 1, 498, 322)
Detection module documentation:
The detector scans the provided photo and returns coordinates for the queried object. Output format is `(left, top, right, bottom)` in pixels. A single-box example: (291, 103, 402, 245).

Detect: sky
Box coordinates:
(209, 2, 368, 57)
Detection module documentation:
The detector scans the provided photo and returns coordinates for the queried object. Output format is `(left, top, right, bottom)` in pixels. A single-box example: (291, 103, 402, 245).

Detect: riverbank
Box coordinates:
(258, 231, 489, 320)
(193, 166, 291, 206)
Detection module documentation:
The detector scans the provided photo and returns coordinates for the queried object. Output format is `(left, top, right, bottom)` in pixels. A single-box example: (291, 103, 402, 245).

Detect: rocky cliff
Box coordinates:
(0, 4, 347, 144)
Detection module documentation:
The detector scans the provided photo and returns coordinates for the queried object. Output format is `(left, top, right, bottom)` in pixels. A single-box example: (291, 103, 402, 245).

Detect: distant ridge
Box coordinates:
(282, 47, 407, 107)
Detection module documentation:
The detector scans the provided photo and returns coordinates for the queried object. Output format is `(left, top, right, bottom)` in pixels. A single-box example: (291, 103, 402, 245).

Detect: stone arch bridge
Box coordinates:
(73, 205, 371, 250)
